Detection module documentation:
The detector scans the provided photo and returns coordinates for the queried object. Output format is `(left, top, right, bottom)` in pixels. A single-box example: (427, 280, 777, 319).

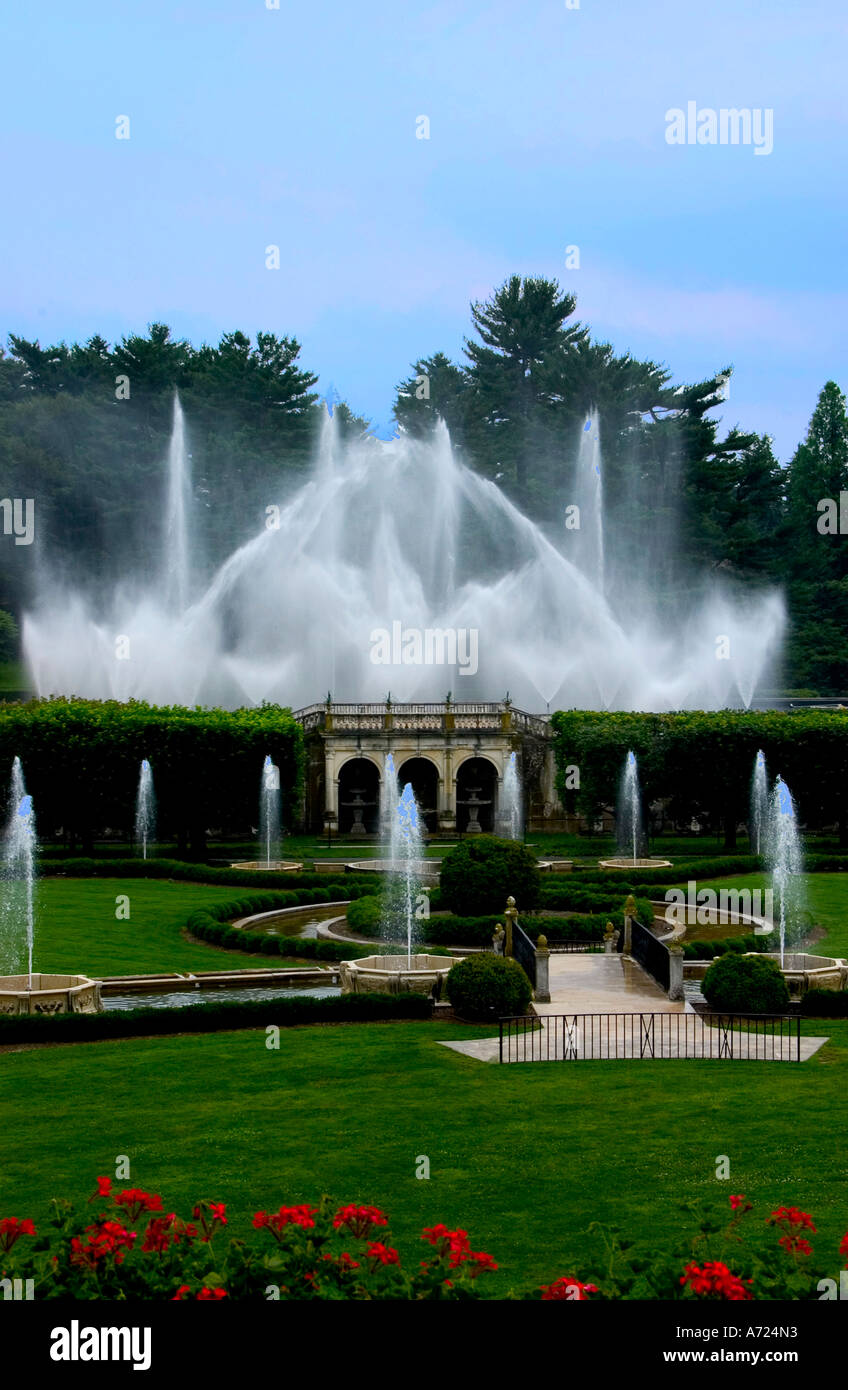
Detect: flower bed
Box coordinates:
(2, 1184, 844, 1300)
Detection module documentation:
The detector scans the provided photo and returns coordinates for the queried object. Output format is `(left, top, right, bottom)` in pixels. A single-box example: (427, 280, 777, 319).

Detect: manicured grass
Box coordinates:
(16, 878, 322, 977)
(0, 1018, 846, 1295)
(667, 871, 848, 957)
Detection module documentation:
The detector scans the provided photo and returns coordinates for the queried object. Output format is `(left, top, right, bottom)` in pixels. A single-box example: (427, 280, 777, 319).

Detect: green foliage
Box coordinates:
(440, 835, 540, 916)
(346, 894, 383, 937)
(701, 952, 790, 1014)
(0, 698, 303, 853)
(681, 933, 769, 960)
(0, 609, 18, 661)
(0, 991, 432, 1045)
(799, 988, 848, 1016)
(422, 912, 609, 947)
(446, 953, 532, 1020)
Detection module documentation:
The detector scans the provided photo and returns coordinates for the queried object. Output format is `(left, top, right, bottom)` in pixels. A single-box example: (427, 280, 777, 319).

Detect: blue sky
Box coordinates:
(1, 0, 845, 455)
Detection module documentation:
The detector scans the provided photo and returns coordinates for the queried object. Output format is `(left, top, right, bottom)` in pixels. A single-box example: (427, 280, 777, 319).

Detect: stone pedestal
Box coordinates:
(535, 935, 551, 1003)
(668, 946, 684, 1002)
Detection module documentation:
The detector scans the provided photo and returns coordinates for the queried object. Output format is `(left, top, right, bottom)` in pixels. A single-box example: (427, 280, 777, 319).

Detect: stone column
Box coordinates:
(535, 934, 551, 1003)
(668, 944, 684, 1002)
(623, 894, 636, 955)
(440, 745, 456, 832)
(503, 896, 517, 958)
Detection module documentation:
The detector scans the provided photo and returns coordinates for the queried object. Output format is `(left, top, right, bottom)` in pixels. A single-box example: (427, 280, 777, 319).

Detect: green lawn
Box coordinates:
(666, 871, 848, 957)
(0, 1018, 846, 1295)
(18, 878, 320, 977)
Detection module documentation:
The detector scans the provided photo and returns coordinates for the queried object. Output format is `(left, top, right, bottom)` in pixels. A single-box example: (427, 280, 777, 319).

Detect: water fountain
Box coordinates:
(340, 780, 461, 995)
(499, 751, 523, 840)
(766, 776, 805, 967)
(22, 404, 785, 713)
(230, 755, 302, 872)
(750, 749, 768, 854)
(0, 759, 101, 1015)
(135, 759, 156, 859)
(599, 750, 671, 870)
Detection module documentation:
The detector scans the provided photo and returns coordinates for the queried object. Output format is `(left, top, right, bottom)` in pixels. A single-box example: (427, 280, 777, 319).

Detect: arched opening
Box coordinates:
(456, 756, 498, 835)
(397, 757, 439, 836)
(337, 758, 380, 836)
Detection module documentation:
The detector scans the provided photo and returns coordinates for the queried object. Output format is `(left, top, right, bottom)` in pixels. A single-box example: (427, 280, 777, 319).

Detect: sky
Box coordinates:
(1, 0, 846, 455)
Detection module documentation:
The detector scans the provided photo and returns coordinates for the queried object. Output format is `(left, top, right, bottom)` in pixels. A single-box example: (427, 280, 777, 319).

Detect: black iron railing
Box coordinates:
(498, 1012, 801, 1063)
(630, 917, 670, 990)
(511, 919, 537, 989)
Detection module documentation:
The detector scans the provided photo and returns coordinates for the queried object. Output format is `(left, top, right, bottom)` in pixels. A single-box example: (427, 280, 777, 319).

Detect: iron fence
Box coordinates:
(498, 1011, 801, 1063)
(545, 940, 604, 954)
(630, 917, 670, 989)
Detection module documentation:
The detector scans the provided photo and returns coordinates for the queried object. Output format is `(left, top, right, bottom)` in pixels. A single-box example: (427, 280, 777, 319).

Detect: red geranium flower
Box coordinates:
(0, 1217, 36, 1253)
(729, 1194, 752, 1212)
(113, 1188, 163, 1222)
(196, 1287, 228, 1300)
(252, 1205, 317, 1242)
(70, 1219, 137, 1269)
(332, 1205, 389, 1239)
(366, 1241, 401, 1266)
(94, 1177, 112, 1198)
(540, 1277, 598, 1301)
(681, 1261, 752, 1301)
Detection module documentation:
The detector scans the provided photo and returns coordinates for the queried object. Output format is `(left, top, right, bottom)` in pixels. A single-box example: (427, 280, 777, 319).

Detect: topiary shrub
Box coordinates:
(446, 953, 532, 1020)
(701, 952, 790, 1014)
(440, 836, 540, 917)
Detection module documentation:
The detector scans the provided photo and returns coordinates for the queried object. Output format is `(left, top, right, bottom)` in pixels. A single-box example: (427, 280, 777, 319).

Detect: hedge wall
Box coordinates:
(0, 991, 432, 1045)
(0, 698, 303, 855)
(552, 708, 848, 847)
(40, 859, 381, 895)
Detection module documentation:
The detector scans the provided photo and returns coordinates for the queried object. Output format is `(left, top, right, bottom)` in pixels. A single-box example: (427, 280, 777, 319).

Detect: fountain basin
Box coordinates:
(598, 858, 673, 870)
(754, 952, 848, 999)
(339, 954, 462, 996)
(346, 859, 441, 884)
(0, 973, 102, 1016)
(229, 860, 303, 872)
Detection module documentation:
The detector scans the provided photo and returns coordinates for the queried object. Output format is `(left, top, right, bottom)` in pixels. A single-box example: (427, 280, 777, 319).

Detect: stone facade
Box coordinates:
(295, 699, 566, 836)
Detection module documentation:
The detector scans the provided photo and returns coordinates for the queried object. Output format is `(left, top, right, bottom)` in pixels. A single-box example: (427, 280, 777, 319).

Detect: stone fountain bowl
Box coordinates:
(230, 860, 303, 872)
(598, 857, 673, 870)
(0, 973, 102, 1016)
(339, 954, 462, 997)
(752, 952, 848, 999)
(346, 859, 441, 884)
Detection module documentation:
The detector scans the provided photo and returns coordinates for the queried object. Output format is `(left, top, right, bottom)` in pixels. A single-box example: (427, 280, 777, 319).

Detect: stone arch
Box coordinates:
(455, 754, 499, 834)
(397, 756, 440, 835)
(337, 756, 381, 835)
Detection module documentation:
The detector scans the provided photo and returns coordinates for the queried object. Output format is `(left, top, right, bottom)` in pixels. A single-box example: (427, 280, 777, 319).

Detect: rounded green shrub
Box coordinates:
(346, 895, 382, 937)
(440, 836, 540, 917)
(446, 953, 532, 1020)
(701, 952, 790, 1014)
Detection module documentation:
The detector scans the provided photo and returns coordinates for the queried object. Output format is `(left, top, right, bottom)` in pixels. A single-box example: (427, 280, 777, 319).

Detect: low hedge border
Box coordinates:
(681, 934, 772, 961)
(39, 858, 382, 893)
(799, 988, 848, 1017)
(0, 991, 433, 1045)
(186, 899, 371, 963)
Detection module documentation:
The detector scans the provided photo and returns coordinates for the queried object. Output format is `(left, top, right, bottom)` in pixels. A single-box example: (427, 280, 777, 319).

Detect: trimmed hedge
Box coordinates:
(800, 989, 848, 1016)
(446, 954, 532, 1020)
(702, 952, 790, 1014)
(0, 991, 432, 1045)
(40, 858, 381, 895)
(185, 900, 369, 963)
(562, 856, 763, 888)
(440, 837, 541, 916)
(681, 933, 770, 961)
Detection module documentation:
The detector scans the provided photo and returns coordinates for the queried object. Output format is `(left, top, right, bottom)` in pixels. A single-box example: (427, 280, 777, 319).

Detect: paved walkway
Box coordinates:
(438, 949, 829, 1064)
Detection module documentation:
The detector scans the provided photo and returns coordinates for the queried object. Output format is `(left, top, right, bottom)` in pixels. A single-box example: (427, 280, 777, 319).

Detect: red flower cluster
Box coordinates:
(70, 1219, 137, 1269)
(539, 1277, 598, 1301)
(839, 1231, 848, 1267)
(332, 1205, 388, 1239)
(252, 1205, 317, 1241)
(173, 1284, 228, 1301)
(191, 1202, 228, 1243)
(366, 1242, 400, 1267)
(113, 1189, 163, 1222)
(681, 1261, 753, 1301)
(421, 1225, 497, 1278)
(768, 1206, 816, 1257)
(0, 1217, 36, 1253)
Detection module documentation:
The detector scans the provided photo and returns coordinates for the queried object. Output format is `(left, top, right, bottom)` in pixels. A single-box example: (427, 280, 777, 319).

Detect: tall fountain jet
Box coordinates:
(22, 404, 786, 712)
(750, 749, 768, 854)
(379, 752, 398, 846)
(164, 392, 191, 615)
(618, 751, 642, 865)
(388, 782, 423, 966)
(135, 759, 156, 860)
(502, 751, 522, 840)
(766, 776, 804, 967)
(260, 755, 282, 868)
(1, 759, 36, 986)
